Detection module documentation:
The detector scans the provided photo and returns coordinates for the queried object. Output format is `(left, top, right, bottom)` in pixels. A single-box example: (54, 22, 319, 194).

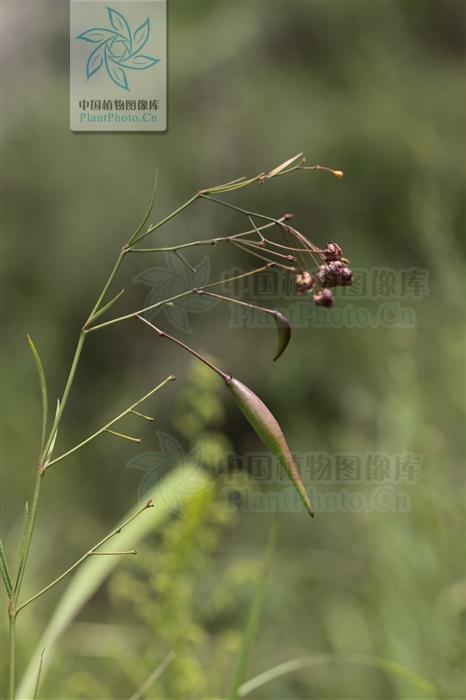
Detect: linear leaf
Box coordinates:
(12, 501, 29, 596)
(229, 517, 279, 699)
(238, 653, 440, 698)
(44, 399, 60, 463)
(89, 288, 125, 323)
(27, 335, 48, 452)
(32, 649, 45, 700)
(0, 540, 12, 595)
(129, 172, 158, 245)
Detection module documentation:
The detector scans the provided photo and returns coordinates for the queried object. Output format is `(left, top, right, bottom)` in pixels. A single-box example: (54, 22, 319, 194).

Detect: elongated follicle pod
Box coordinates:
(137, 315, 312, 516)
(225, 376, 314, 517)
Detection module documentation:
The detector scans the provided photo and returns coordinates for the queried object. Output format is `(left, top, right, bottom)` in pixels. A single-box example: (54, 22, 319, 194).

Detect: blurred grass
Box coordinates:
(2, 1, 465, 698)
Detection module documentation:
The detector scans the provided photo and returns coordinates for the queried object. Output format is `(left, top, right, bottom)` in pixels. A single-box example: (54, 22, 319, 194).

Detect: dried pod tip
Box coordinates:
(272, 311, 291, 361)
(295, 271, 315, 295)
(333, 170, 344, 178)
(313, 288, 334, 308)
(282, 212, 294, 221)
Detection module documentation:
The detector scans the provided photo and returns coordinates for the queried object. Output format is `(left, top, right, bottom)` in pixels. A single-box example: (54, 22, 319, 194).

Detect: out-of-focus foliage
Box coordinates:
(2, 1, 464, 699)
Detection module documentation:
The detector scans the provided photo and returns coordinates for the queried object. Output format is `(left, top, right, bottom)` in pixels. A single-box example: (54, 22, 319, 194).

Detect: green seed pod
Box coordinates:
(272, 312, 291, 361)
(226, 376, 314, 517)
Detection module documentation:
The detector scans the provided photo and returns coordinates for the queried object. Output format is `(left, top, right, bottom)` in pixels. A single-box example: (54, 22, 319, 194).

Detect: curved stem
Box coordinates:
(137, 315, 228, 381)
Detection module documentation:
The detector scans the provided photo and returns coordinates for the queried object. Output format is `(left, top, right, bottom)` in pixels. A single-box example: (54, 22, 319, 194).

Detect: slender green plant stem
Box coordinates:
(129, 220, 278, 253)
(85, 249, 127, 325)
(200, 194, 281, 226)
(8, 246, 130, 697)
(8, 158, 323, 696)
(8, 614, 16, 700)
(16, 501, 153, 615)
(40, 332, 86, 463)
(12, 472, 43, 607)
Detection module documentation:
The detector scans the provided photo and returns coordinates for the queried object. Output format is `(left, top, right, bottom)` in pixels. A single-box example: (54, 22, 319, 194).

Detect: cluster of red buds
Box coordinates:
(294, 240, 353, 307)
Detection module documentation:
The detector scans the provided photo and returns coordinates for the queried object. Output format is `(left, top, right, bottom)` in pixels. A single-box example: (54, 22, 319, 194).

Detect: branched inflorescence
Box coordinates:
(4, 153, 352, 699)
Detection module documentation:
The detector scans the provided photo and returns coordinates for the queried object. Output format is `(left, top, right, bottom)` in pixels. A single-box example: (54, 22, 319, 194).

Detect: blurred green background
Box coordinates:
(2, 1, 465, 698)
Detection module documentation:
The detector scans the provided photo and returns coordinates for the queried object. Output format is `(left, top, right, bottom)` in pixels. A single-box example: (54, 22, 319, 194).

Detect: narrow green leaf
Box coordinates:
(27, 335, 48, 452)
(238, 653, 441, 698)
(272, 312, 291, 361)
(17, 465, 212, 699)
(88, 288, 125, 323)
(263, 153, 304, 180)
(0, 540, 13, 596)
(13, 501, 30, 596)
(226, 377, 314, 517)
(32, 649, 45, 699)
(129, 171, 158, 245)
(44, 399, 60, 462)
(129, 651, 176, 700)
(229, 517, 279, 700)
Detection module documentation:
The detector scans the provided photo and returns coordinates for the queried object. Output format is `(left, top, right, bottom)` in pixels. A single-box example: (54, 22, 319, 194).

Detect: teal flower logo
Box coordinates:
(76, 6, 160, 91)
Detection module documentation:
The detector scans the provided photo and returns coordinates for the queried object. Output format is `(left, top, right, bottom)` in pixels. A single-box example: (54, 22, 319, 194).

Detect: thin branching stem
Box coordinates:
(132, 193, 200, 246)
(85, 264, 272, 334)
(128, 220, 278, 254)
(45, 376, 175, 469)
(16, 501, 154, 615)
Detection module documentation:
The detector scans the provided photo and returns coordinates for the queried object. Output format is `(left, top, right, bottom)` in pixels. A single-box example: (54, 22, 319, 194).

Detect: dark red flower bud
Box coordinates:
(339, 266, 353, 286)
(316, 261, 352, 287)
(323, 241, 343, 261)
(295, 271, 314, 294)
(313, 288, 334, 307)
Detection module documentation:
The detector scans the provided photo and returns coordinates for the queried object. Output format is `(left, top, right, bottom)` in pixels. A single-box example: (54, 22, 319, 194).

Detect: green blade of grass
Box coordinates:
(228, 515, 279, 700)
(17, 464, 212, 699)
(87, 288, 125, 324)
(238, 653, 441, 698)
(0, 540, 13, 596)
(32, 649, 45, 699)
(27, 335, 48, 453)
